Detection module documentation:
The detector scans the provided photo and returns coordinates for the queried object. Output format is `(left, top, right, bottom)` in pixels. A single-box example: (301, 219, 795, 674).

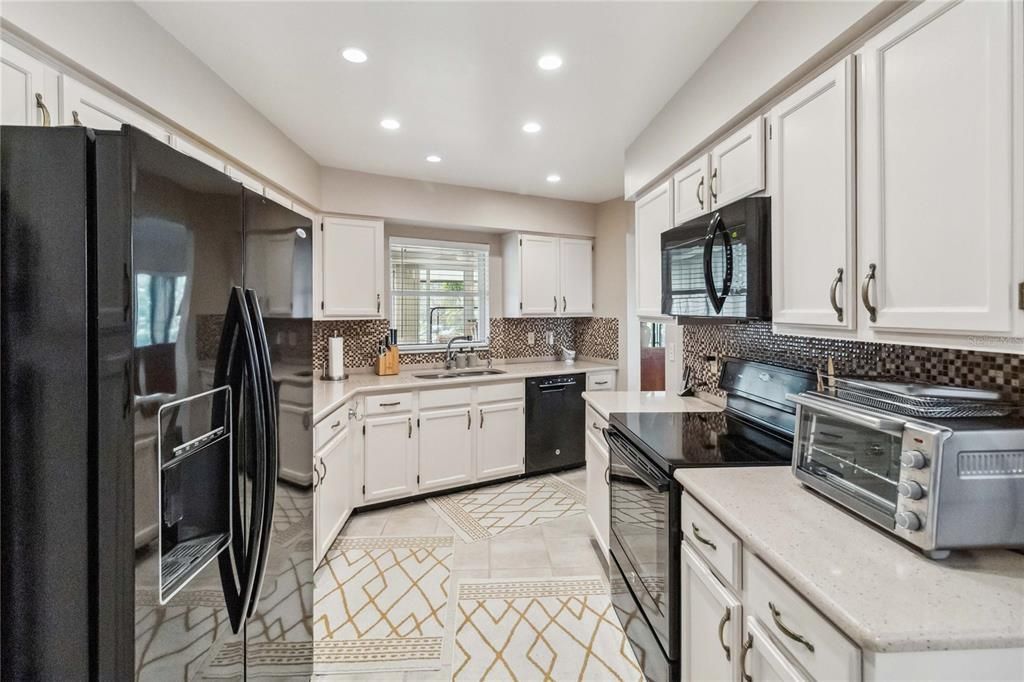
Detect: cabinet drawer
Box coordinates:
(585, 404, 608, 444)
(419, 386, 472, 409)
(475, 380, 524, 403)
(681, 492, 742, 591)
(586, 370, 616, 391)
(365, 392, 412, 414)
(315, 404, 347, 451)
(744, 552, 861, 682)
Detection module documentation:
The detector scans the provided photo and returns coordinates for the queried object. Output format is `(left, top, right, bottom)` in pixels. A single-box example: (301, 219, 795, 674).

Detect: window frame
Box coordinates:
(388, 236, 490, 351)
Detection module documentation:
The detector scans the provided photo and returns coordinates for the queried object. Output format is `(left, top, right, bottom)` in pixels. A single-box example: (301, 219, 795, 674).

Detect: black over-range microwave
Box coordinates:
(661, 197, 771, 322)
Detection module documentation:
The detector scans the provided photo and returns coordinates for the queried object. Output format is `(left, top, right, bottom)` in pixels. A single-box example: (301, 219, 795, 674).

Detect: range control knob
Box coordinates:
(895, 511, 922, 531)
(897, 480, 925, 500)
(900, 450, 927, 469)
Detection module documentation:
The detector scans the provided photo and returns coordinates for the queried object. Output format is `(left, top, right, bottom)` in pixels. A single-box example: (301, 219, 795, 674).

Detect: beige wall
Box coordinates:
(321, 167, 597, 237)
(624, 0, 901, 199)
(1, 1, 321, 206)
(593, 198, 633, 377)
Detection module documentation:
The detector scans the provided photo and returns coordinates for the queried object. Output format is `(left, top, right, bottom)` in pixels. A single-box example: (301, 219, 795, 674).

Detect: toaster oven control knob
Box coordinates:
(895, 511, 922, 531)
(900, 450, 927, 469)
(897, 480, 925, 500)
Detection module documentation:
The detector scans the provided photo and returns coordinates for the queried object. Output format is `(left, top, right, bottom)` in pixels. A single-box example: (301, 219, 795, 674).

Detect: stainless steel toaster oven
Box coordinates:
(790, 392, 1024, 558)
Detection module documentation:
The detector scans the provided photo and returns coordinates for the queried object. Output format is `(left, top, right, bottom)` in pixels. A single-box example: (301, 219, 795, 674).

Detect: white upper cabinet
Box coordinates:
(559, 237, 594, 314)
(1, 40, 59, 127)
(321, 216, 385, 318)
(771, 57, 857, 329)
(62, 76, 170, 142)
(503, 233, 593, 317)
(857, 0, 1018, 335)
(710, 117, 765, 209)
(635, 179, 672, 318)
(673, 156, 711, 226)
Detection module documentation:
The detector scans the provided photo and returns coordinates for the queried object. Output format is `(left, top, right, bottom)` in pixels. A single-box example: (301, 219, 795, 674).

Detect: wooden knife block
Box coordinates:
(374, 346, 399, 376)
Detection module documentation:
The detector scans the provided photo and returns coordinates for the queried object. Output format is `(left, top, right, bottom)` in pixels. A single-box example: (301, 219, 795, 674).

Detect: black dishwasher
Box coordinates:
(525, 373, 585, 474)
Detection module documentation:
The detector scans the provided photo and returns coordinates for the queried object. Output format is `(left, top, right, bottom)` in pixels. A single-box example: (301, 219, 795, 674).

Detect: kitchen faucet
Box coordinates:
(445, 335, 472, 370)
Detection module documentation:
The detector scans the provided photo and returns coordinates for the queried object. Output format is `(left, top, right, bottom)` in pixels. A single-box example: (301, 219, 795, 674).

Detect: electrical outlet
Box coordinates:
(527, 331, 535, 346)
(545, 331, 554, 345)
(668, 341, 676, 362)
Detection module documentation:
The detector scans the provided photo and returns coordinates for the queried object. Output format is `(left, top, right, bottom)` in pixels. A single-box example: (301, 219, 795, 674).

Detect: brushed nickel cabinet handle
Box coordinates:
(768, 601, 815, 653)
(34, 93, 51, 126)
(710, 168, 718, 203)
(829, 267, 844, 322)
(562, 296, 567, 313)
(467, 410, 471, 430)
(407, 417, 412, 438)
(313, 463, 320, 490)
(591, 421, 603, 431)
(860, 263, 877, 323)
(480, 410, 485, 429)
(377, 293, 381, 313)
(697, 176, 705, 209)
(72, 110, 82, 126)
(330, 420, 341, 429)
(741, 633, 753, 682)
(718, 609, 732, 661)
(320, 459, 328, 485)
(594, 380, 609, 386)
(691, 523, 717, 551)
(553, 296, 558, 313)
(379, 401, 401, 407)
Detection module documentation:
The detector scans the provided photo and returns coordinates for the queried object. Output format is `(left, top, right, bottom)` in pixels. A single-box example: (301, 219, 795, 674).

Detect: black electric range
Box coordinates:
(605, 359, 815, 682)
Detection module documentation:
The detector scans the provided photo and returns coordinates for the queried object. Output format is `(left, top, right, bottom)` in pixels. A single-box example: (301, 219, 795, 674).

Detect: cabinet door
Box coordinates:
(475, 401, 524, 480)
(681, 543, 742, 682)
(742, 617, 812, 682)
(770, 58, 857, 329)
(363, 414, 416, 502)
(316, 427, 352, 562)
(61, 76, 169, 142)
(635, 179, 673, 318)
(584, 430, 609, 558)
(520, 235, 560, 315)
(710, 117, 765, 209)
(322, 217, 384, 318)
(559, 238, 593, 315)
(1, 40, 59, 126)
(858, 0, 1017, 334)
(418, 406, 474, 492)
(673, 156, 711, 225)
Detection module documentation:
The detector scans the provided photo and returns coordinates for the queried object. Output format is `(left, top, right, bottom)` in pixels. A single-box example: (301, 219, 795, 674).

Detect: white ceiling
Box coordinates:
(140, 2, 753, 203)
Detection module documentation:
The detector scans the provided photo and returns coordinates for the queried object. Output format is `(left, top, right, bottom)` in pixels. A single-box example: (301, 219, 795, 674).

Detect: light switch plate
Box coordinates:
(545, 331, 554, 345)
(527, 331, 535, 346)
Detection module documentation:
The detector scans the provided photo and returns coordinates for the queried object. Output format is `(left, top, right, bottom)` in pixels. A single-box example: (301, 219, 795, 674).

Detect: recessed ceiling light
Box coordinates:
(538, 54, 562, 71)
(426, 155, 442, 163)
(546, 174, 561, 183)
(341, 47, 367, 63)
(380, 118, 401, 130)
(522, 121, 542, 134)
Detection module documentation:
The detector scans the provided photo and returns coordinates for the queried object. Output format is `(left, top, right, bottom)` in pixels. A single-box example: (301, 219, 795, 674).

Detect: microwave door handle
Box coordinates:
(789, 394, 906, 434)
(703, 213, 730, 314)
(243, 289, 278, 618)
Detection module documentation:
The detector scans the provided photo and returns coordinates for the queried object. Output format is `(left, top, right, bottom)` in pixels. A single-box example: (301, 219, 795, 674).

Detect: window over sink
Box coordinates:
(389, 237, 489, 349)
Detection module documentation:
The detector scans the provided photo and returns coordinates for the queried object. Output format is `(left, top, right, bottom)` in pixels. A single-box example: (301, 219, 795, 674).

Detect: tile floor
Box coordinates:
(314, 466, 625, 681)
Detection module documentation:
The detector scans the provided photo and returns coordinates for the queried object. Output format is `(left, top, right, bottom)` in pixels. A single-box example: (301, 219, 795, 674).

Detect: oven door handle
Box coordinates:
(603, 428, 670, 493)
(789, 393, 906, 434)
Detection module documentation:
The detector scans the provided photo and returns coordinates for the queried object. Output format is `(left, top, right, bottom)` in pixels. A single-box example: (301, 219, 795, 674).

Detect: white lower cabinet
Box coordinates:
(363, 413, 416, 503)
(584, 429, 609, 558)
(475, 401, 525, 481)
(315, 422, 353, 565)
(743, 616, 812, 682)
(418, 406, 474, 492)
(681, 542, 742, 682)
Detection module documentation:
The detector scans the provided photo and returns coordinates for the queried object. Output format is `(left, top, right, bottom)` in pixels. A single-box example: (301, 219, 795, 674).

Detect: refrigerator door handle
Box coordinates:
(243, 288, 278, 618)
(213, 287, 269, 634)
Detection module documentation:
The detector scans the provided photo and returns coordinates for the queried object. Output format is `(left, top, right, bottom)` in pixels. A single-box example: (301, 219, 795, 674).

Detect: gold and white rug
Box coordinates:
(451, 577, 643, 682)
(427, 475, 586, 543)
(313, 535, 454, 674)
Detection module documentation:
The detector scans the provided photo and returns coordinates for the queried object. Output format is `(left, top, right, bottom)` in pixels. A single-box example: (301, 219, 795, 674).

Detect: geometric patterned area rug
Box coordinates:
(427, 475, 586, 543)
(313, 535, 454, 674)
(451, 577, 643, 681)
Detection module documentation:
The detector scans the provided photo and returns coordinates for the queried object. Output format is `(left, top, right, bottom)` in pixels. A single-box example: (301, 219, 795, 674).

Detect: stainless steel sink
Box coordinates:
(413, 369, 507, 379)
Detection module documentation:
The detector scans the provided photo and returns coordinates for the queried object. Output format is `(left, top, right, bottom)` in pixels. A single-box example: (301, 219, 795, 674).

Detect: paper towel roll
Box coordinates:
(328, 336, 345, 379)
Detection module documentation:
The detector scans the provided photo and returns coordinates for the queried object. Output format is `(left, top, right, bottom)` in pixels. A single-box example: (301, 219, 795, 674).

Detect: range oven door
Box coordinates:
(605, 426, 679, 663)
(791, 393, 907, 528)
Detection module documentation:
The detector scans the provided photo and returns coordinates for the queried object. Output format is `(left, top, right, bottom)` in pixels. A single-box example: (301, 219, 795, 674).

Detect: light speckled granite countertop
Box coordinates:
(313, 359, 616, 423)
(581, 390, 721, 420)
(675, 467, 1024, 653)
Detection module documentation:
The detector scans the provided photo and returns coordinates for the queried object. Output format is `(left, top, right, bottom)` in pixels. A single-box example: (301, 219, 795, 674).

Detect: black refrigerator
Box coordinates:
(1, 125, 315, 679)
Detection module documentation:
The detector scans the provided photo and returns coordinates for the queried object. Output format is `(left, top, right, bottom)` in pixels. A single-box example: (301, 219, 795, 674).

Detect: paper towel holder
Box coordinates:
(320, 368, 349, 382)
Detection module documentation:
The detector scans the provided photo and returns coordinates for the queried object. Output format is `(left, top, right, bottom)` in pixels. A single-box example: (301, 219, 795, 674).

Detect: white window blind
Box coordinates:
(389, 237, 489, 348)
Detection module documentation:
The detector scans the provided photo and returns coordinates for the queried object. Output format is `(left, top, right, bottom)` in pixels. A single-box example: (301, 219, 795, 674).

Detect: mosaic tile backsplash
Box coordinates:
(678, 321, 1023, 406)
(313, 317, 619, 370)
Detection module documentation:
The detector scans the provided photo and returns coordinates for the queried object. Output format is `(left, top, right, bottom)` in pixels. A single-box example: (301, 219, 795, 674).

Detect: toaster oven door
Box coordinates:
(791, 396, 906, 528)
